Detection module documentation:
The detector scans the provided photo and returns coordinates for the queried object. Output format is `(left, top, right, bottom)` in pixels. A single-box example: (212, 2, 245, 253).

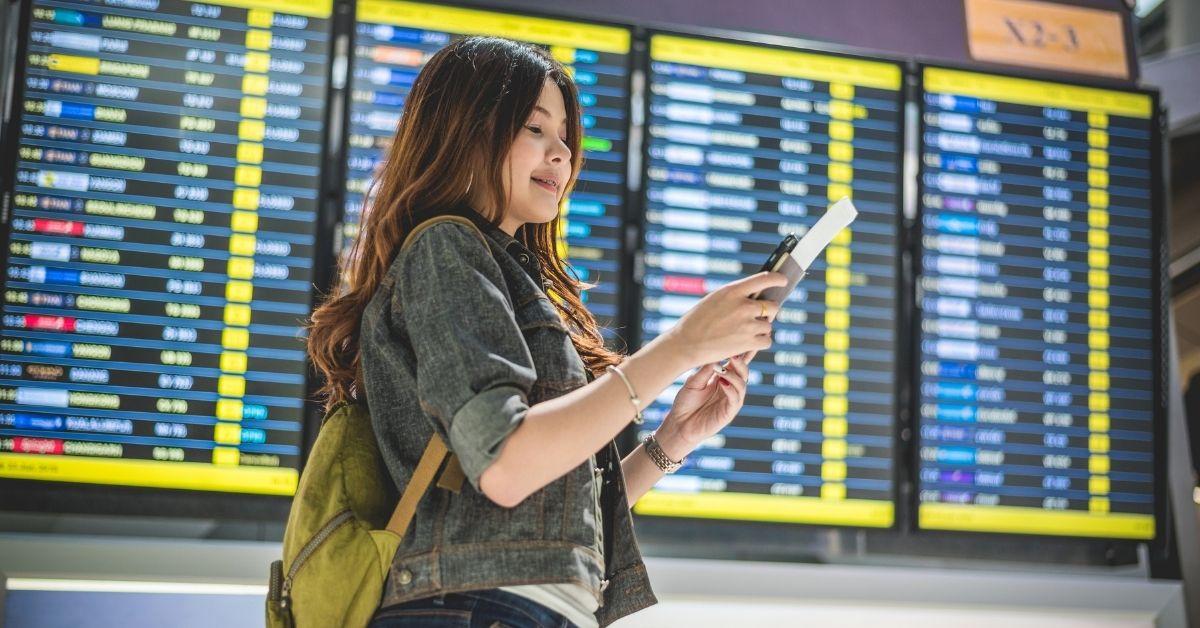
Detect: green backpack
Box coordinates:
(265, 402, 464, 628)
(266, 214, 485, 627)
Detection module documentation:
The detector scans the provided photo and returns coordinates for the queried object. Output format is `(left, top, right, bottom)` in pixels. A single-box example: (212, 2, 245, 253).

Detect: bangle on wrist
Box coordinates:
(605, 364, 644, 425)
(643, 432, 684, 474)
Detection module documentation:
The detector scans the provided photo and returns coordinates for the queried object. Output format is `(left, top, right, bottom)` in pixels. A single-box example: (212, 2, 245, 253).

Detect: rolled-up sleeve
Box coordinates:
(396, 222, 537, 491)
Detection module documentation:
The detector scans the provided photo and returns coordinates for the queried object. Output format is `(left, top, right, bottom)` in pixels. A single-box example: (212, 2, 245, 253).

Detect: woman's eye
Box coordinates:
(525, 125, 542, 135)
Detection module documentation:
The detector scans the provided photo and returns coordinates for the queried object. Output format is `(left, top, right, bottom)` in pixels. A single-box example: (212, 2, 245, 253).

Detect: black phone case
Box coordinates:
(756, 253, 806, 304)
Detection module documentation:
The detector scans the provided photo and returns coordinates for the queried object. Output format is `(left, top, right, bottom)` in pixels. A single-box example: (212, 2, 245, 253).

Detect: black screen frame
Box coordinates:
(0, 0, 346, 524)
(629, 25, 910, 535)
(907, 60, 1167, 543)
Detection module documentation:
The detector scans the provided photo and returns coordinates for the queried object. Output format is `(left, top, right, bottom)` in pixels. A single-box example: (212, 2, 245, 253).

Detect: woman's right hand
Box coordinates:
(665, 271, 787, 368)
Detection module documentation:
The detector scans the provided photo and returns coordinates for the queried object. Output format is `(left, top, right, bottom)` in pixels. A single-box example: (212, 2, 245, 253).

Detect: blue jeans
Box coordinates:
(368, 589, 576, 628)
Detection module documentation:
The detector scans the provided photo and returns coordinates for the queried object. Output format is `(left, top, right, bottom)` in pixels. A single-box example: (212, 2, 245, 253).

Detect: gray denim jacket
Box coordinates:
(359, 205, 657, 626)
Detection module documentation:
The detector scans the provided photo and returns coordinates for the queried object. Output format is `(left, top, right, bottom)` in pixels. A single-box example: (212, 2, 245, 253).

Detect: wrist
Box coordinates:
(651, 421, 694, 462)
(651, 328, 699, 376)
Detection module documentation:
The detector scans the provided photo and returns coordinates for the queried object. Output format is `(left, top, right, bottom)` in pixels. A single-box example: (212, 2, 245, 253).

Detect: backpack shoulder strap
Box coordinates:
(386, 432, 450, 538)
(435, 453, 465, 491)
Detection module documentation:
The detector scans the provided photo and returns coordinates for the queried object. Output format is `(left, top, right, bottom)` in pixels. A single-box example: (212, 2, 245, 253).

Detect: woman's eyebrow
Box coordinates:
(532, 105, 566, 123)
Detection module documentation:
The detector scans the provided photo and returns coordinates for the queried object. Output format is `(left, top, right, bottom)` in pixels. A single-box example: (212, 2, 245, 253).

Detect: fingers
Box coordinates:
(726, 352, 750, 382)
(718, 365, 747, 400)
(727, 271, 788, 297)
(743, 298, 781, 321)
(684, 363, 717, 388)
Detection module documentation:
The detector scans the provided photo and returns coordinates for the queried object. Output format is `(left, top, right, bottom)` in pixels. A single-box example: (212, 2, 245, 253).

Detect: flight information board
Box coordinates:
(633, 34, 903, 528)
(0, 0, 333, 496)
(916, 67, 1159, 539)
(346, 0, 631, 327)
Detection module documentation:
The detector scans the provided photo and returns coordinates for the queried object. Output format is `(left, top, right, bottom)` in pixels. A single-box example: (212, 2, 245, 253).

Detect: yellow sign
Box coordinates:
(921, 503, 1154, 539)
(925, 67, 1152, 118)
(212, 0, 332, 19)
(651, 34, 901, 91)
(0, 453, 299, 495)
(358, 0, 630, 54)
(964, 0, 1128, 79)
(635, 490, 895, 527)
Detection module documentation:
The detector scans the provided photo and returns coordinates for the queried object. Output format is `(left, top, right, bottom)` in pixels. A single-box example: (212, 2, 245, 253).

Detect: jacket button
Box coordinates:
(518, 253, 530, 265)
(397, 569, 413, 585)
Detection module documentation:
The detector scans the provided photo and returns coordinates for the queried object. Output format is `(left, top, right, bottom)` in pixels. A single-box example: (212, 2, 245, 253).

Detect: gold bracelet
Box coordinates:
(605, 364, 643, 425)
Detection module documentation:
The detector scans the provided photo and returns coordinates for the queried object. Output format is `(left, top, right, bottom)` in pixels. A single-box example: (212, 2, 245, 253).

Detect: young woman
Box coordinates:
(308, 37, 784, 628)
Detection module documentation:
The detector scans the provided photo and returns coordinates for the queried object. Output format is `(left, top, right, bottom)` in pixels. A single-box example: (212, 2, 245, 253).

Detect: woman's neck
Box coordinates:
(498, 216, 523, 237)
(465, 197, 521, 237)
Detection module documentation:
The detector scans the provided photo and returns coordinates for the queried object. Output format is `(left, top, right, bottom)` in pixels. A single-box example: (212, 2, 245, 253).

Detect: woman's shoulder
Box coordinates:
(383, 216, 504, 298)
(363, 222, 479, 334)
(401, 213, 491, 257)
(382, 216, 492, 284)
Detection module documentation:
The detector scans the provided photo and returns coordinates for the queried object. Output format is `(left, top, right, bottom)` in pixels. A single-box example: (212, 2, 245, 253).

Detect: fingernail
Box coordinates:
(720, 378, 731, 386)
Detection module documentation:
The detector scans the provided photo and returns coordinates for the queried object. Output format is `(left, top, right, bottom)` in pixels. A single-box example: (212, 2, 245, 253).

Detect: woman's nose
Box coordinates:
(550, 139, 570, 163)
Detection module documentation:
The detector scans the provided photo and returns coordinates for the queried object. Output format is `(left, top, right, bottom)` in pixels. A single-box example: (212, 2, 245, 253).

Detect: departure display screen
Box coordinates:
(0, 0, 334, 495)
(633, 34, 904, 528)
(915, 66, 1159, 539)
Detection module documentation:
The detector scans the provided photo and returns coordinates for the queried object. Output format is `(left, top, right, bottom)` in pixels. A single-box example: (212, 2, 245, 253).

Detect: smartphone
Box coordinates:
(753, 197, 859, 305)
(760, 233, 800, 274)
(754, 233, 804, 305)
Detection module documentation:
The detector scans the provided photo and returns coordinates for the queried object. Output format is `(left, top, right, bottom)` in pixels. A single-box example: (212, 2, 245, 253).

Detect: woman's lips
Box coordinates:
(532, 177, 557, 194)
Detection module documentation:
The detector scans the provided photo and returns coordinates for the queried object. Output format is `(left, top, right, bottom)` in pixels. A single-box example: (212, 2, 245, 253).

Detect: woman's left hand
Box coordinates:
(655, 351, 755, 459)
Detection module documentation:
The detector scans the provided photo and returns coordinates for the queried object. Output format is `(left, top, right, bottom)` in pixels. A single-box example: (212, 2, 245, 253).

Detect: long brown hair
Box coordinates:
(309, 36, 623, 408)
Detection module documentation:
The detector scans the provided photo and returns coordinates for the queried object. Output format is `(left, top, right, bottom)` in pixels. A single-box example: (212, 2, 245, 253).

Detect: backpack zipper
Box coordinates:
(280, 509, 355, 605)
(268, 559, 282, 600)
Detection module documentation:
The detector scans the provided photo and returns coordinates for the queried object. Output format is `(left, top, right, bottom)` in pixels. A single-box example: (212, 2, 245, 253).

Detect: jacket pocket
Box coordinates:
(515, 294, 588, 399)
(442, 486, 547, 542)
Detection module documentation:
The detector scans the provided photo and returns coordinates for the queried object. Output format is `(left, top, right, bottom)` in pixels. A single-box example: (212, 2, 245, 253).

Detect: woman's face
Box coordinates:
(495, 78, 573, 236)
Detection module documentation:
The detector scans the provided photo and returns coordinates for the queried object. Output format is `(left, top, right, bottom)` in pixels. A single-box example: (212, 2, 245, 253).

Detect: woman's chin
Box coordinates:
(524, 204, 562, 224)
(507, 196, 563, 226)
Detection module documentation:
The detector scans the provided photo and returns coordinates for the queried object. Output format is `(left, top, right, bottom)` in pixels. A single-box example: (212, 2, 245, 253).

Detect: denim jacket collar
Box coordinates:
(410, 203, 543, 285)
